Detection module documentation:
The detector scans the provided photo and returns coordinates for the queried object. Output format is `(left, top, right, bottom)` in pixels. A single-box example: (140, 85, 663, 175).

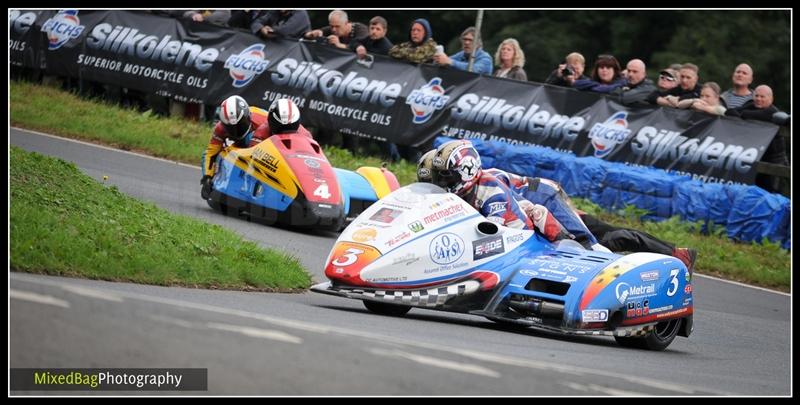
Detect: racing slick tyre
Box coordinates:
(614, 319, 681, 351)
(363, 300, 411, 316)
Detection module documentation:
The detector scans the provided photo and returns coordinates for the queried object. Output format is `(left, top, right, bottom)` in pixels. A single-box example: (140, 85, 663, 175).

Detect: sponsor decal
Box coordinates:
(429, 233, 464, 265)
(538, 268, 567, 276)
(683, 297, 693, 306)
(684, 284, 693, 294)
(423, 261, 468, 274)
(625, 300, 650, 318)
(408, 221, 424, 233)
(351, 228, 377, 243)
(423, 203, 465, 225)
(42, 10, 85, 50)
(581, 309, 608, 323)
(519, 269, 539, 277)
(487, 201, 506, 216)
(655, 307, 690, 319)
(472, 236, 505, 260)
(85, 23, 219, 72)
(272, 58, 402, 108)
(563, 276, 578, 283)
(303, 158, 320, 168)
(252, 148, 279, 173)
(649, 304, 674, 314)
(450, 94, 585, 141)
(288, 153, 324, 161)
(407, 77, 450, 124)
(615, 282, 656, 304)
(505, 233, 525, 244)
(640, 270, 660, 282)
(369, 207, 402, 224)
(589, 112, 632, 158)
(385, 231, 412, 248)
(391, 253, 421, 266)
(684, 268, 691, 282)
(225, 44, 270, 88)
(10, 10, 37, 35)
(631, 128, 759, 174)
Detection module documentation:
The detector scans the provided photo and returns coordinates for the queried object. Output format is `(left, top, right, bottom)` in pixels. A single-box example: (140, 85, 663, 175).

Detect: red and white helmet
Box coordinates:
(218, 95, 251, 141)
(431, 140, 482, 196)
(268, 98, 301, 134)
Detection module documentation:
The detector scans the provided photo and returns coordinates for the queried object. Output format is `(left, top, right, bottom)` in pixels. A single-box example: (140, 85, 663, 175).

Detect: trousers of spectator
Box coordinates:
(579, 213, 674, 255)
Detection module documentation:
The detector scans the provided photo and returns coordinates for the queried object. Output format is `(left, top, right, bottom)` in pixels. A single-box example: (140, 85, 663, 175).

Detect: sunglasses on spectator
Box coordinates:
(659, 75, 676, 82)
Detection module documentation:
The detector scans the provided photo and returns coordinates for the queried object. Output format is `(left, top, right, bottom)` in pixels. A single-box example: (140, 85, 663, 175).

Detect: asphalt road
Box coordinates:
(10, 128, 792, 396)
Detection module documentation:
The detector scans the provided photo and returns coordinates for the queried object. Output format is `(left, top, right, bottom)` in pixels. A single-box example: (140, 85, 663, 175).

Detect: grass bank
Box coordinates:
(10, 146, 311, 292)
(10, 80, 790, 291)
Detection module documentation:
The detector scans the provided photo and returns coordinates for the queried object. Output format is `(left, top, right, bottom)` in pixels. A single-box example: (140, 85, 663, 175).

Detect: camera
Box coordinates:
(561, 66, 574, 77)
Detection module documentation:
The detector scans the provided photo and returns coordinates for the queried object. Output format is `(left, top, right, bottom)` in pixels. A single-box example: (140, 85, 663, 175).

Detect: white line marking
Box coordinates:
(9, 273, 733, 395)
(368, 348, 501, 378)
(10, 290, 70, 308)
(206, 322, 303, 344)
(61, 285, 124, 302)
(694, 273, 790, 296)
(147, 314, 197, 329)
(11, 127, 199, 169)
(562, 381, 648, 396)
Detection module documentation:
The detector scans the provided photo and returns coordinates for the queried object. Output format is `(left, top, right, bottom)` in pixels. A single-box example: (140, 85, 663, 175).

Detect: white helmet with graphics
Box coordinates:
(431, 140, 482, 196)
(416, 149, 437, 183)
(268, 98, 301, 134)
(218, 95, 251, 141)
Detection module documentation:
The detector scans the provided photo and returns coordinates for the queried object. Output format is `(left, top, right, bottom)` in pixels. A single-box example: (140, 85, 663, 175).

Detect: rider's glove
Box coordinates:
(201, 175, 213, 200)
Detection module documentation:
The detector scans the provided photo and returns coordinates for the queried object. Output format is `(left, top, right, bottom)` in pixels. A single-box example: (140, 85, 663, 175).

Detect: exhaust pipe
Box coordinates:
(509, 298, 564, 319)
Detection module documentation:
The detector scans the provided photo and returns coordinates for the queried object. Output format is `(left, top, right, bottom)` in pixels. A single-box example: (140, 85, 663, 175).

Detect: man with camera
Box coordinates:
(303, 10, 368, 49)
(545, 52, 589, 87)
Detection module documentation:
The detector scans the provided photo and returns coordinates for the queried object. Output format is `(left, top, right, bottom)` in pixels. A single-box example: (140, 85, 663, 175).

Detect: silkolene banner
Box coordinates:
(10, 9, 779, 184)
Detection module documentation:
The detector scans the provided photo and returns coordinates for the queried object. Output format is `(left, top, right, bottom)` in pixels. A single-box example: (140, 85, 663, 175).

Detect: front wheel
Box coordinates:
(614, 319, 681, 351)
(363, 300, 411, 316)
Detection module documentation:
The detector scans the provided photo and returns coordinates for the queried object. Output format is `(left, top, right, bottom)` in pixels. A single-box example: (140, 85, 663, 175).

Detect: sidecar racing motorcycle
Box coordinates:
(204, 131, 399, 232)
(311, 183, 694, 350)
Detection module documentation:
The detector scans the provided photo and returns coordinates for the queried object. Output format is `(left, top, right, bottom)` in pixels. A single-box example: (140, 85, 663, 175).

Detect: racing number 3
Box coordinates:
(666, 269, 680, 297)
(331, 248, 363, 267)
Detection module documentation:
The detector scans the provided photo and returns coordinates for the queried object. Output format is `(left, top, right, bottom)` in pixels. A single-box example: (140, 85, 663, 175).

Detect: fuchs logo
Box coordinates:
(407, 77, 450, 124)
(225, 44, 270, 88)
(588, 112, 632, 158)
(42, 10, 85, 50)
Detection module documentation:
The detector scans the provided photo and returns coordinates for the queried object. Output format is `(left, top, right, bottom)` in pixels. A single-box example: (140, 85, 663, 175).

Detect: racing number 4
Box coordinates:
(332, 248, 363, 267)
(313, 183, 331, 199)
(666, 269, 680, 297)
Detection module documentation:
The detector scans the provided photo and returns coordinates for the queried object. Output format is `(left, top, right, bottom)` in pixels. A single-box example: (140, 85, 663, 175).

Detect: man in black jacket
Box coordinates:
(350, 16, 393, 57)
(612, 59, 656, 106)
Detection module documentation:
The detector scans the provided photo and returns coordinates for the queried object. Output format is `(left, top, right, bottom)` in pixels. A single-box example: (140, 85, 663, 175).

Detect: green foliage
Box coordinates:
(10, 147, 311, 291)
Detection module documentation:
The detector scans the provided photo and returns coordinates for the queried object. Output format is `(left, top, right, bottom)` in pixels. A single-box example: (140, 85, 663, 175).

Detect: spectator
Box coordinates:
(645, 68, 680, 105)
(303, 10, 368, 50)
(611, 58, 656, 106)
(545, 52, 589, 87)
(720, 63, 754, 109)
(388, 18, 437, 64)
(228, 10, 263, 30)
(725, 84, 779, 122)
(251, 10, 311, 39)
(573, 54, 626, 93)
(657, 63, 702, 108)
(178, 10, 231, 26)
(432, 27, 493, 75)
(725, 85, 788, 193)
(677, 82, 727, 116)
(349, 16, 393, 58)
(493, 38, 527, 81)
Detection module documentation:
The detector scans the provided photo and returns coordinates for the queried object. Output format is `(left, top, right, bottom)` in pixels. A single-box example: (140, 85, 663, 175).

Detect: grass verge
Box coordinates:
(10, 80, 790, 291)
(10, 146, 311, 292)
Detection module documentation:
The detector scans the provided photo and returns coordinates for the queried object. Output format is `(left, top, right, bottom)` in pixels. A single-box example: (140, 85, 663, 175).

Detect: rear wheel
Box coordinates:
(363, 300, 411, 316)
(615, 319, 681, 351)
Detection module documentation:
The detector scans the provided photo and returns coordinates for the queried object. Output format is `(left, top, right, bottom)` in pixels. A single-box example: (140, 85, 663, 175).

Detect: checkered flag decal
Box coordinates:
(344, 281, 479, 308)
